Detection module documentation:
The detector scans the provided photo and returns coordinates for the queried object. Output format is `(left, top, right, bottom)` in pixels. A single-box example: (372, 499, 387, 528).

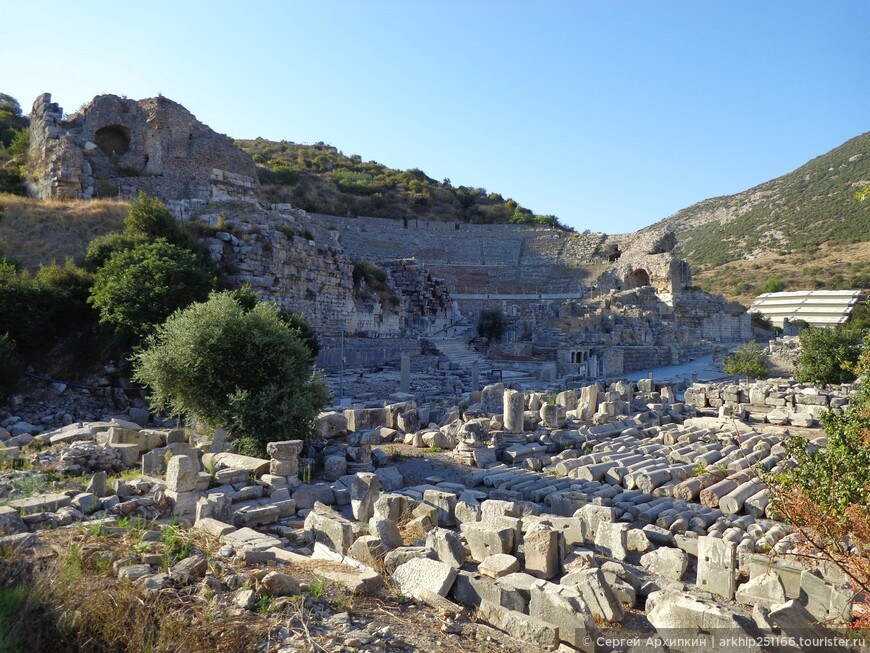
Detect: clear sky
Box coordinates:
(5, 1, 869, 233)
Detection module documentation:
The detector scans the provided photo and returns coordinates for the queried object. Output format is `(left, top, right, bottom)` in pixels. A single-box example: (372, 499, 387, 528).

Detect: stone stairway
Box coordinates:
(426, 331, 545, 389)
(425, 328, 491, 373)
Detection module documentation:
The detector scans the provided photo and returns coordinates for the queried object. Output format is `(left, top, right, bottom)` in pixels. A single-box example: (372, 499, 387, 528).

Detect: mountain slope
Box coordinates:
(646, 132, 870, 303)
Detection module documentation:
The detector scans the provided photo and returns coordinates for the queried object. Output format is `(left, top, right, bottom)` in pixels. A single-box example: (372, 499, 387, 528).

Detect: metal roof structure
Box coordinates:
(750, 290, 866, 328)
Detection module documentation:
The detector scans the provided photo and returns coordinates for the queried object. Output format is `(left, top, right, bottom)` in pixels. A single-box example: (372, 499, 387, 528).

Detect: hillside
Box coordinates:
(0, 193, 127, 270)
(646, 132, 870, 303)
(235, 138, 568, 229)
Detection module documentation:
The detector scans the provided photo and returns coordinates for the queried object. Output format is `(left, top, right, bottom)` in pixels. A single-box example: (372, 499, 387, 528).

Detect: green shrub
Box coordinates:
(269, 164, 300, 185)
(132, 291, 330, 456)
(795, 324, 864, 385)
(85, 232, 149, 270)
(5, 128, 28, 157)
(0, 166, 25, 195)
(88, 239, 215, 341)
(124, 191, 182, 241)
(477, 305, 505, 343)
(0, 261, 96, 353)
(723, 340, 769, 380)
(352, 260, 388, 292)
(761, 278, 786, 293)
(750, 311, 775, 331)
(769, 342, 870, 516)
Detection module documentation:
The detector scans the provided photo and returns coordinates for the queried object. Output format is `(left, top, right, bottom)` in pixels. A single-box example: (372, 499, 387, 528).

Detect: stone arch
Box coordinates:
(603, 243, 622, 262)
(625, 268, 651, 289)
(94, 125, 130, 157)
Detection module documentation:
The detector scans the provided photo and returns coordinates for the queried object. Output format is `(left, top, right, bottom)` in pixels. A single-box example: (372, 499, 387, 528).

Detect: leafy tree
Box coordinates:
(477, 306, 506, 343)
(0, 260, 96, 353)
(85, 232, 149, 270)
(232, 287, 320, 362)
(132, 292, 331, 456)
(5, 128, 28, 156)
(749, 311, 775, 332)
(795, 323, 864, 385)
(88, 239, 215, 341)
(0, 93, 27, 149)
(766, 343, 870, 614)
(723, 340, 770, 380)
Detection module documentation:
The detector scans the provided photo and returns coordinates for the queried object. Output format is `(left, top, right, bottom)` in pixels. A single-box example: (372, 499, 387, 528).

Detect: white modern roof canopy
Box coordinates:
(750, 290, 866, 328)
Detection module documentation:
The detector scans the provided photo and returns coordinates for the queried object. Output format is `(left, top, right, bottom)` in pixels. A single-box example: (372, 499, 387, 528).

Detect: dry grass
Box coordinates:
(0, 193, 128, 271)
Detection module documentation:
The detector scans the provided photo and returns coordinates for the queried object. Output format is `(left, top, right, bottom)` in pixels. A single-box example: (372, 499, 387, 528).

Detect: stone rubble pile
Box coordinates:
(684, 377, 853, 428)
(0, 373, 856, 651)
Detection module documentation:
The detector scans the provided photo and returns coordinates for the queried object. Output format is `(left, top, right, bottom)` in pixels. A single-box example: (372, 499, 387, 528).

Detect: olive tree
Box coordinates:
(132, 292, 330, 456)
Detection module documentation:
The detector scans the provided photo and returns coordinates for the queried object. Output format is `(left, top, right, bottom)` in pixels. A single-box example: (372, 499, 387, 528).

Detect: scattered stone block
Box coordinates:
(349, 473, 381, 522)
(595, 521, 630, 560)
(392, 557, 457, 600)
(736, 571, 787, 609)
(523, 524, 560, 579)
(195, 517, 235, 538)
(460, 522, 514, 562)
(303, 502, 357, 554)
(479, 554, 520, 578)
(423, 489, 457, 527)
(426, 527, 466, 568)
(640, 547, 689, 582)
(477, 599, 559, 649)
(528, 581, 599, 652)
(560, 568, 624, 623)
(698, 536, 737, 600)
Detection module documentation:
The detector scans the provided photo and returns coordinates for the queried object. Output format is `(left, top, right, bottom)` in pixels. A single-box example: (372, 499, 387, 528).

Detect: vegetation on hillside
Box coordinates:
(236, 138, 568, 229)
(657, 132, 870, 268)
(0, 93, 30, 195)
(646, 132, 870, 303)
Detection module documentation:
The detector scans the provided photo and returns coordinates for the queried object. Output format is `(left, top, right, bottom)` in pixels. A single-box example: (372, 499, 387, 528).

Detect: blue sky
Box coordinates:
(5, 1, 869, 233)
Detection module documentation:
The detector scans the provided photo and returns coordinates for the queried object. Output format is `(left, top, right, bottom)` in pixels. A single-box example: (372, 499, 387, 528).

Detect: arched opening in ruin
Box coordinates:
(603, 244, 622, 262)
(626, 268, 651, 289)
(95, 125, 130, 157)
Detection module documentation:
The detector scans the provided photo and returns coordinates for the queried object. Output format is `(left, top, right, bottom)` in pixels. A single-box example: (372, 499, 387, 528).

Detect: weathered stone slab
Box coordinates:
(221, 527, 282, 552)
(392, 557, 457, 600)
(303, 502, 357, 554)
(9, 493, 70, 515)
(528, 581, 599, 652)
(208, 452, 270, 477)
(698, 536, 737, 600)
(478, 599, 559, 649)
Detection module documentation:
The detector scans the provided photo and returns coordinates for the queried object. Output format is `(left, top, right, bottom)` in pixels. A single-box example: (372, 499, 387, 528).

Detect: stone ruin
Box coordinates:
(0, 372, 857, 651)
(24, 91, 753, 388)
(27, 92, 259, 211)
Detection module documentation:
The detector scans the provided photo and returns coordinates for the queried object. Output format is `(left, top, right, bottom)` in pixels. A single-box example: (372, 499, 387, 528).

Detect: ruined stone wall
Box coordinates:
(382, 259, 458, 334)
(27, 93, 259, 204)
(195, 208, 458, 339)
(673, 291, 752, 343)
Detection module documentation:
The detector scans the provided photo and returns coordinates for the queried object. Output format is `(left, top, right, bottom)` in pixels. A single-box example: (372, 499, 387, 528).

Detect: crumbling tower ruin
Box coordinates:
(27, 93, 259, 211)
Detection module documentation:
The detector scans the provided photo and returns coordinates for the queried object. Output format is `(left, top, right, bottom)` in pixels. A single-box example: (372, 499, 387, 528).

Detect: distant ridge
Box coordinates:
(644, 132, 870, 303)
